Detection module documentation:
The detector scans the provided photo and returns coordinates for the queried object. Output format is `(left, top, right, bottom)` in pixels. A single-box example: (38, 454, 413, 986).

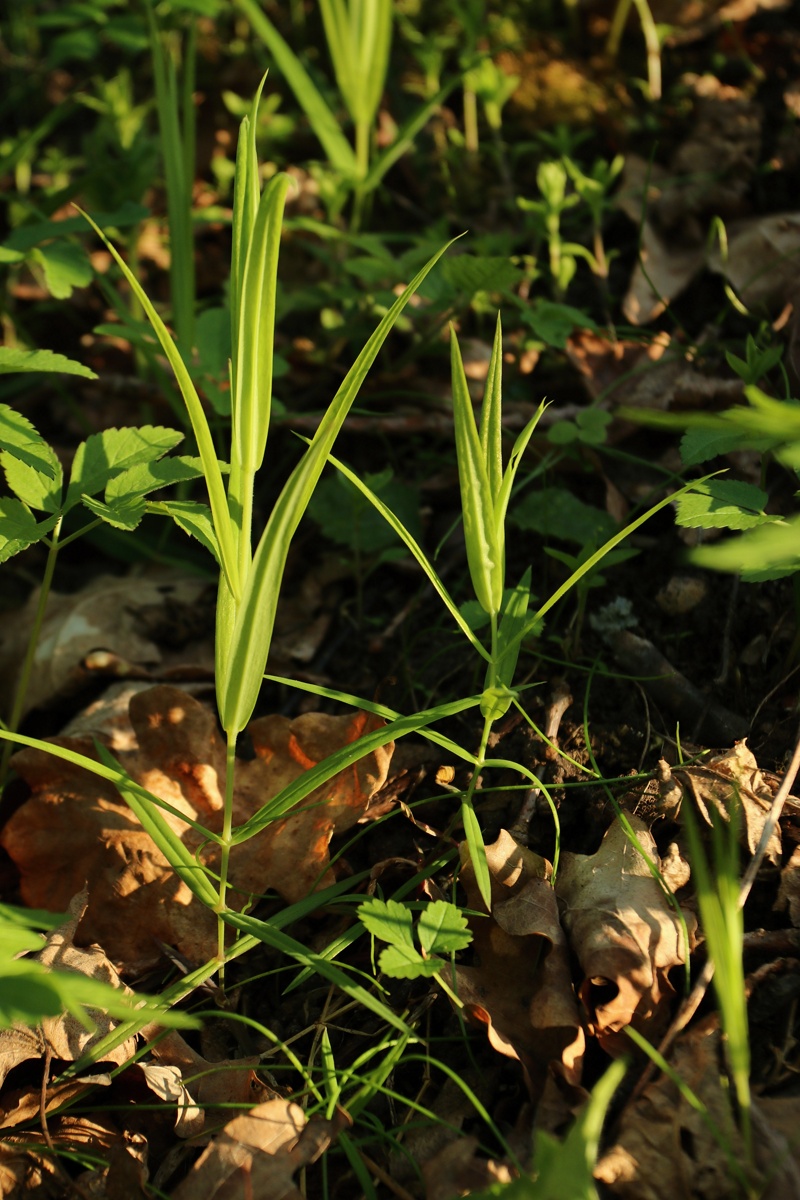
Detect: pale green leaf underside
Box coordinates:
(147, 499, 221, 563)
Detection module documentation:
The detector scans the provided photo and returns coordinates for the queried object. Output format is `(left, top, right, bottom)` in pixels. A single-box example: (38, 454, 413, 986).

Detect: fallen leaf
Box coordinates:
(708, 212, 800, 309)
(671, 741, 783, 865)
(0, 572, 214, 720)
(0, 892, 136, 1087)
(169, 1099, 349, 1200)
(1, 686, 393, 972)
(141, 1026, 274, 1135)
(595, 1019, 800, 1198)
(455, 830, 586, 1110)
(622, 222, 707, 325)
(555, 817, 695, 1054)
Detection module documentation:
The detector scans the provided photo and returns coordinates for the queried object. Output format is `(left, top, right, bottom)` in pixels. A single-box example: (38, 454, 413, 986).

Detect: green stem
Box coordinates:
(216, 732, 238, 984)
(433, 970, 464, 1010)
(606, 0, 633, 60)
(55, 517, 104, 550)
(1, 514, 63, 785)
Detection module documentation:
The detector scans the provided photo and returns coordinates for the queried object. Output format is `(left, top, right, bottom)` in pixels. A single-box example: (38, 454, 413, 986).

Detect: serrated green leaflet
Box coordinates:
(380, 945, 441, 978)
(359, 898, 416, 948)
(0, 404, 61, 478)
(64, 425, 185, 513)
(0, 346, 97, 380)
(2, 452, 63, 513)
(417, 900, 472, 955)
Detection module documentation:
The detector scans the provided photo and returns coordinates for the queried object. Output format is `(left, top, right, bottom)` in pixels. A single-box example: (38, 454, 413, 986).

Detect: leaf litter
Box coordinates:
(6, 11, 800, 1198)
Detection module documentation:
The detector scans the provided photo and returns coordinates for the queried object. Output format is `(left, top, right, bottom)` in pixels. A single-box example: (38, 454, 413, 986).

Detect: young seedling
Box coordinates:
(518, 162, 581, 299)
(358, 896, 472, 1008)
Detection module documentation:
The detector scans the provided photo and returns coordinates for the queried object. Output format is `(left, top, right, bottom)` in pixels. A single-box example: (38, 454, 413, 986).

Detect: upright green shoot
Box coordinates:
(146, 1, 197, 358)
(683, 796, 753, 1168)
(77, 80, 453, 976)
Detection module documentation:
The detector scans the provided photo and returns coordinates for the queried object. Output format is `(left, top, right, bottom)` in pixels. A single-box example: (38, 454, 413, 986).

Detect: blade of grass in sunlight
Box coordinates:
(216, 238, 456, 736)
(78, 209, 239, 600)
(233, 0, 358, 178)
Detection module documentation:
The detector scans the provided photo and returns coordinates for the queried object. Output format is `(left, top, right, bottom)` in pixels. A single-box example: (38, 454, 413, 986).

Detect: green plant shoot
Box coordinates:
(358, 897, 472, 1008)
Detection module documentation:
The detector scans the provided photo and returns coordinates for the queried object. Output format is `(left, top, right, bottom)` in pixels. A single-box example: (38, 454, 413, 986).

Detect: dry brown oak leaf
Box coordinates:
(595, 1017, 800, 1199)
(1, 685, 393, 974)
(455, 830, 586, 1115)
(555, 816, 696, 1056)
(0, 891, 136, 1091)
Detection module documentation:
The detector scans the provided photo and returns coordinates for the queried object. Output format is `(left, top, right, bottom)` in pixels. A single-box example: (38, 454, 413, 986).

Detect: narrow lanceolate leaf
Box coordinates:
(77, 209, 239, 599)
(217, 240, 457, 735)
(230, 78, 265, 375)
(320, 0, 392, 127)
(222, 909, 412, 1035)
(231, 694, 480, 844)
(493, 401, 547, 537)
(0, 404, 60, 478)
(97, 745, 220, 909)
(479, 314, 504, 498)
(494, 567, 532, 694)
(462, 798, 491, 911)
(450, 328, 502, 616)
(233, 0, 358, 178)
(233, 172, 292, 475)
(325, 450, 491, 661)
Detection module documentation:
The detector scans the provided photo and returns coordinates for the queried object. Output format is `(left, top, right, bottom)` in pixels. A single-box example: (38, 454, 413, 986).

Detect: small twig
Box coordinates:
(510, 680, 572, 838)
(630, 727, 800, 1103)
(358, 1150, 418, 1200)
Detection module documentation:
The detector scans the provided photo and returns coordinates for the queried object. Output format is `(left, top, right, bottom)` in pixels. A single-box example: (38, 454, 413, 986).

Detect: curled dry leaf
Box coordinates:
(0, 572, 215, 720)
(555, 816, 695, 1055)
(1, 685, 393, 973)
(595, 1018, 800, 1199)
(169, 1099, 350, 1200)
(669, 741, 783, 866)
(0, 891, 136, 1088)
(455, 830, 586, 1110)
(141, 1026, 274, 1137)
